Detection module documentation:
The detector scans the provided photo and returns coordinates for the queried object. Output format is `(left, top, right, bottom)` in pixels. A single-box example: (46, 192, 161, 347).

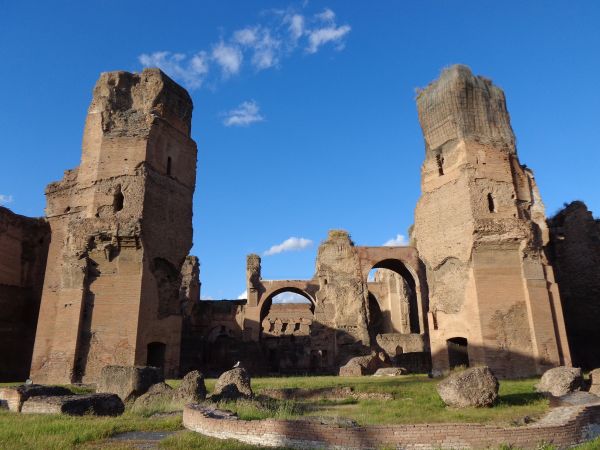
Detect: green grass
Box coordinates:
(1, 375, 598, 449)
(202, 374, 549, 426)
(0, 409, 181, 450)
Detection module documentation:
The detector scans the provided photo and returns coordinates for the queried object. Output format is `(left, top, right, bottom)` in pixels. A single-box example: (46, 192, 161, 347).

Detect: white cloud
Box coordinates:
(383, 234, 407, 246)
(237, 290, 247, 300)
(212, 42, 243, 77)
(234, 26, 281, 70)
(222, 100, 264, 127)
(287, 14, 305, 40)
(200, 295, 215, 301)
(0, 194, 14, 206)
(272, 291, 311, 304)
(315, 8, 336, 22)
(233, 27, 259, 46)
(306, 24, 351, 53)
(264, 237, 313, 256)
(138, 51, 209, 89)
(137, 6, 351, 89)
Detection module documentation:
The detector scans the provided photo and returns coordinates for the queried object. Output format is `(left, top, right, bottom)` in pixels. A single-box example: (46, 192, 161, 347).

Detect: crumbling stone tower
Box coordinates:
(30, 69, 197, 384)
(413, 65, 570, 377)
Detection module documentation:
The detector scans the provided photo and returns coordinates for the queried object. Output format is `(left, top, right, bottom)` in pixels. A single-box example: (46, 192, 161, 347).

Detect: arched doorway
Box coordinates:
(259, 288, 315, 373)
(447, 337, 469, 369)
(366, 259, 420, 335)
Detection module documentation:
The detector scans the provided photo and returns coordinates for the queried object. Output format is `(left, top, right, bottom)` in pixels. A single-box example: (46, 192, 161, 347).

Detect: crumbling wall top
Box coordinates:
(90, 68, 193, 137)
(416, 64, 516, 154)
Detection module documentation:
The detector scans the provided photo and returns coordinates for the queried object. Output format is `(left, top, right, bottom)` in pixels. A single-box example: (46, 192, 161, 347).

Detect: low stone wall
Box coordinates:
(183, 403, 600, 449)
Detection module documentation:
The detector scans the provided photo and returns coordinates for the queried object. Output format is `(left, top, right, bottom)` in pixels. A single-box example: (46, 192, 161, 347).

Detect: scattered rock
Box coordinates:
(0, 385, 72, 412)
(339, 352, 389, 377)
(174, 370, 206, 402)
(21, 393, 124, 416)
(536, 366, 583, 397)
(97, 365, 163, 402)
(437, 366, 499, 408)
(212, 367, 252, 399)
(373, 367, 407, 377)
(133, 382, 173, 409)
(589, 368, 600, 396)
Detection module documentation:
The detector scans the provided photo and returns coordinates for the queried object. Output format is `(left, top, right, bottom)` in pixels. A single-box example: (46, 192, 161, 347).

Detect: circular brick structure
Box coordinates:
(183, 402, 600, 449)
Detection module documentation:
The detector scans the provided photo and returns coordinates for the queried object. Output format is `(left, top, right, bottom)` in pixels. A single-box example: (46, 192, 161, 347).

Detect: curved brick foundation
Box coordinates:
(183, 402, 600, 449)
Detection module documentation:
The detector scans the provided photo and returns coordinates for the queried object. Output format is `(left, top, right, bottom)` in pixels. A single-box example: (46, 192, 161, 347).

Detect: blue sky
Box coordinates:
(1, 1, 599, 300)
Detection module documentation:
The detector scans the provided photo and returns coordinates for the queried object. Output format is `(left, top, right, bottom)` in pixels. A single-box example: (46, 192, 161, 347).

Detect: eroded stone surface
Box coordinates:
(21, 393, 124, 416)
(373, 367, 407, 377)
(0, 384, 72, 412)
(339, 353, 389, 377)
(437, 366, 499, 408)
(548, 201, 600, 370)
(536, 366, 583, 397)
(0, 208, 50, 381)
(212, 368, 252, 399)
(97, 365, 163, 402)
(29, 68, 198, 385)
(414, 65, 571, 378)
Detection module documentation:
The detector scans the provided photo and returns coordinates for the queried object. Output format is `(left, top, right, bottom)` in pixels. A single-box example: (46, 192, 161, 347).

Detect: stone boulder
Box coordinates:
(437, 366, 499, 408)
(134, 371, 207, 408)
(174, 370, 206, 402)
(133, 382, 173, 408)
(339, 352, 389, 377)
(0, 385, 72, 412)
(21, 393, 124, 416)
(589, 369, 600, 396)
(212, 368, 252, 399)
(373, 367, 407, 377)
(536, 366, 583, 397)
(96, 365, 163, 402)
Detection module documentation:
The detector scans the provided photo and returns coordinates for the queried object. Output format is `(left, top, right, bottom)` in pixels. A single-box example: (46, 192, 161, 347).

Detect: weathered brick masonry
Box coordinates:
(0, 207, 49, 381)
(183, 402, 600, 450)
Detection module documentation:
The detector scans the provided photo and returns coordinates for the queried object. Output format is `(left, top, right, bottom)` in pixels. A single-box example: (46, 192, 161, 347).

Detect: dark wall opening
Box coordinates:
(147, 341, 166, 368)
(447, 337, 469, 368)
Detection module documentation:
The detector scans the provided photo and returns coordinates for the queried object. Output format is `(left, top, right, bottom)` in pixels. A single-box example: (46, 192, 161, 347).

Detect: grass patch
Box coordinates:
(205, 374, 549, 426)
(0, 409, 181, 450)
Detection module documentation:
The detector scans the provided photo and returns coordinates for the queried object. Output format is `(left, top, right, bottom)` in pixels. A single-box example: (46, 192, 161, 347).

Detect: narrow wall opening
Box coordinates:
(113, 185, 124, 212)
(147, 342, 166, 368)
(487, 193, 496, 213)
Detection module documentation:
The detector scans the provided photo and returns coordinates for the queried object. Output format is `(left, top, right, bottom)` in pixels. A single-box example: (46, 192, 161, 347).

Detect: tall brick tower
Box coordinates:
(30, 69, 197, 384)
(413, 65, 570, 377)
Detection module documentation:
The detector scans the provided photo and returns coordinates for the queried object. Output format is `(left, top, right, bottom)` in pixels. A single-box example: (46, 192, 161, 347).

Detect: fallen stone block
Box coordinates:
(21, 393, 124, 416)
(96, 365, 163, 402)
(536, 366, 583, 397)
(174, 370, 206, 402)
(373, 367, 407, 377)
(437, 366, 499, 408)
(0, 385, 72, 412)
(212, 368, 252, 400)
(339, 352, 389, 377)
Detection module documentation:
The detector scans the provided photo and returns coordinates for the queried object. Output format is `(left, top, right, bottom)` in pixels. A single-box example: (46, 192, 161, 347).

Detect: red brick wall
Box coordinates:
(183, 403, 600, 449)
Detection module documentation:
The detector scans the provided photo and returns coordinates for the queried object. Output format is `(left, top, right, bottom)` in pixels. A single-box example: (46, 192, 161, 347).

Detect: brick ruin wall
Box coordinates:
(0, 207, 49, 381)
(183, 403, 600, 450)
(1, 65, 600, 381)
(29, 68, 197, 384)
(548, 201, 600, 369)
(413, 65, 571, 377)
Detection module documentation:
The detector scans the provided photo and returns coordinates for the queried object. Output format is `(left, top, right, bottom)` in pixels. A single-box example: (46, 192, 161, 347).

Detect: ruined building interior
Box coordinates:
(0, 65, 598, 383)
